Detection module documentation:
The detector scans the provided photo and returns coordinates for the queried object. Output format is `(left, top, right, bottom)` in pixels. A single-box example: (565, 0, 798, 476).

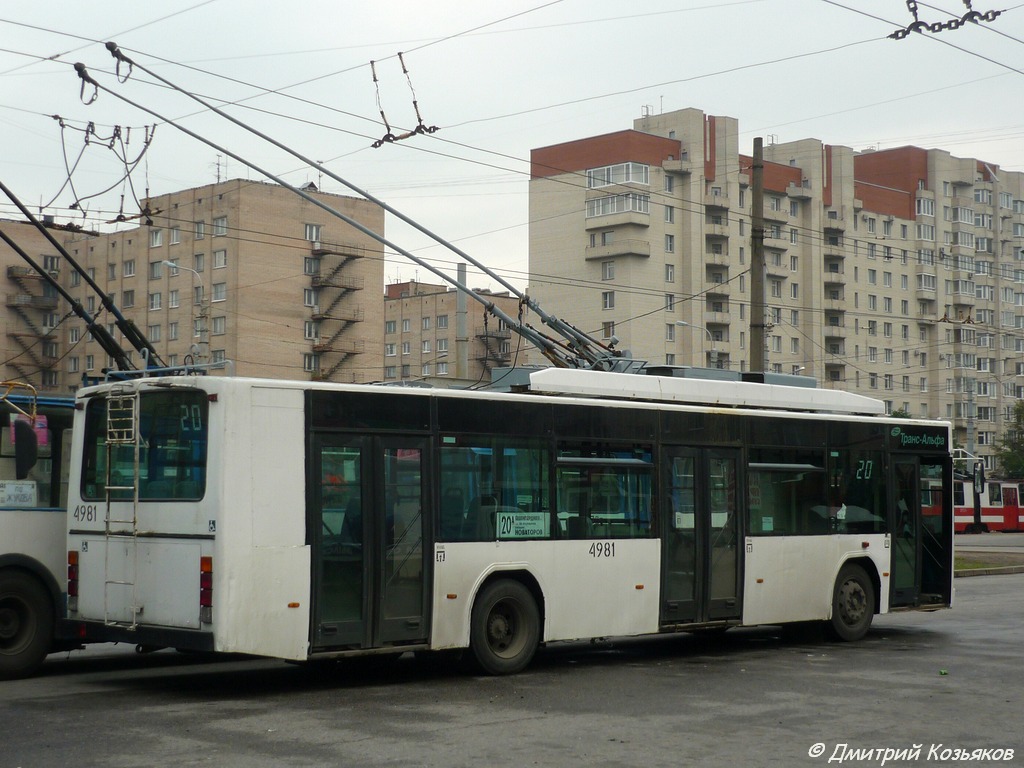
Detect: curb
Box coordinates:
(955, 566, 1024, 578)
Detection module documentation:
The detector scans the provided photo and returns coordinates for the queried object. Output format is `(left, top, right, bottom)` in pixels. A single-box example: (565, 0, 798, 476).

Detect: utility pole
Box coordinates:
(750, 138, 766, 373)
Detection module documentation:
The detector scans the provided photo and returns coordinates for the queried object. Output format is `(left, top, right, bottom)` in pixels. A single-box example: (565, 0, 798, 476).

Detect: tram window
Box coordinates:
(989, 483, 1002, 505)
(953, 482, 965, 506)
(437, 438, 549, 541)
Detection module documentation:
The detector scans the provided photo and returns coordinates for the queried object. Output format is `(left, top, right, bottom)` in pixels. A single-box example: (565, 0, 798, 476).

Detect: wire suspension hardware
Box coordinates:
(889, 0, 1003, 39)
(83, 45, 629, 372)
(370, 53, 438, 149)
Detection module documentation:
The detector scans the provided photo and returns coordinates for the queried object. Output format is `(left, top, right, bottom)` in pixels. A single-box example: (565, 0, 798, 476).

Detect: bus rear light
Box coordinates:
(199, 556, 213, 622)
(67, 551, 79, 607)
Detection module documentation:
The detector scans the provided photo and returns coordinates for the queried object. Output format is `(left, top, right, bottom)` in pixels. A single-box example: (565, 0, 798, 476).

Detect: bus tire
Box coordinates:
(828, 564, 874, 642)
(0, 571, 54, 680)
(470, 579, 540, 675)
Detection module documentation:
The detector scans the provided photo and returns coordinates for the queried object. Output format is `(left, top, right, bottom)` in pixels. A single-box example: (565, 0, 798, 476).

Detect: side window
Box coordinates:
(747, 449, 828, 535)
(556, 446, 654, 539)
(438, 438, 549, 542)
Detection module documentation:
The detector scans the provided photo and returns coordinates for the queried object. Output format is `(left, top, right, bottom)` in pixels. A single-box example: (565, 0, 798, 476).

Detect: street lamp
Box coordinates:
(676, 321, 718, 367)
(162, 260, 208, 363)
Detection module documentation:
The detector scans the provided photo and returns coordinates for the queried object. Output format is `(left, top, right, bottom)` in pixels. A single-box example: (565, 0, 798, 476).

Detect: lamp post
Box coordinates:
(162, 260, 208, 364)
(676, 321, 718, 367)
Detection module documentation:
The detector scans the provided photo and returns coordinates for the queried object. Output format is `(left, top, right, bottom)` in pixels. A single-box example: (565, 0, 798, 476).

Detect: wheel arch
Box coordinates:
(833, 555, 881, 616)
(472, 568, 546, 640)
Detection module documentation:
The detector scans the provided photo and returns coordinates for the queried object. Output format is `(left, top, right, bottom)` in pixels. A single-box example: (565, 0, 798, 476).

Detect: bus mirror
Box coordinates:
(14, 418, 38, 479)
(973, 462, 986, 495)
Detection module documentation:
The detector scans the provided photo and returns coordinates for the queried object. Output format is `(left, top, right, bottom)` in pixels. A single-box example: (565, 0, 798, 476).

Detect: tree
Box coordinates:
(995, 400, 1024, 477)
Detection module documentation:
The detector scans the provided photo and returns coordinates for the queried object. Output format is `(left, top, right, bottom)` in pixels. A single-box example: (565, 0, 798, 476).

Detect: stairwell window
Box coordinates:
(303, 354, 319, 372)
(305, 224, 321, 242)
(602, 291, 615, 310)
(213, 250, 227, 269)
(149, 229, 163, 248)
(212, 283, 226, 302)
(123, 290, 135, 308)
(212, 316, 226, 335)
(149, 292, 161, 310)
(213, 216, 227, 236)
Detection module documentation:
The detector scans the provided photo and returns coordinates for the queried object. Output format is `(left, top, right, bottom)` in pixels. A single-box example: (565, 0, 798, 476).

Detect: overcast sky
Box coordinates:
(2, 0, 1022, 291)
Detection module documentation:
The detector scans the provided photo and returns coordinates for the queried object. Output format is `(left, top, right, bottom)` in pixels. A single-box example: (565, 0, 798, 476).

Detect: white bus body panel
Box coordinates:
(741, 535, 890, 626)
(77, 537, 202, 627)
(431, 540, 661, 649)
(1, 508, 64, 585)
(213, 385, 310, 660)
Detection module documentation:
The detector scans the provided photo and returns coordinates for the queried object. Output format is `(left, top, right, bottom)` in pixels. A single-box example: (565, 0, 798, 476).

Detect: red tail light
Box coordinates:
(199, 556, 213, 613)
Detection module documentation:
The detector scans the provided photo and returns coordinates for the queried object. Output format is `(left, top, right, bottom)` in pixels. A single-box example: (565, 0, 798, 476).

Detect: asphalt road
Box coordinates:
(3, 575, 1022, 768)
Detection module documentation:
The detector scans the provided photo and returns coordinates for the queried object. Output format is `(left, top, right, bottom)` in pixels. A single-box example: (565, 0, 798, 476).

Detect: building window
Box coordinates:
(169, 227, 181, 245)
(422, 340, 431, 353)
(602, 291, 615, 310)
(212, 216, 227, 236)
(107, 263, 116, 280)
(304, 289, 317, 307)
(665, 205, 675, 224)
(149, 261, 162, 280)
(168, 322, 178, 341)
(402, 318, 411, 333)
(437, 339, 448, 352)
(211, 350, 226, 364)
(422, 316, 431, 330)
(602, 261, 614, 280)
(169, 289, 179, 309)
(385, 320, 397, 334)
(211, 283, 226, 302)
(303, 353, 319, 372)
(149, 292, 161, 310)
(122, 289, 134, 308)
(665, 234, 675, 253)
(213, 249, 227, 269)
(437, 314, 449, 329)
(195, 221, 205, 239)
(665, 293, 675, 312)
(149, 229, 163, 248)
(665, 264, 675, 283)
(385, 343, 396, 356)
(212, 316, 226, 335)
(585, 193, 650, 218)
(305, 223, 321, 242)
(437, 362, 449, 375)
(665, 324, 675, 341)
(586, 162, 649, 188)
(602, 321, 615, 339)
(194, 253, 205, 272)
(147, 324, 161, 342)
(304, 257, 320, 275)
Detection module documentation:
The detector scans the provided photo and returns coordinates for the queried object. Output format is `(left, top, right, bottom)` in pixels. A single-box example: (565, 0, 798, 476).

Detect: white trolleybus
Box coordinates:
(64, 369, 953, 675)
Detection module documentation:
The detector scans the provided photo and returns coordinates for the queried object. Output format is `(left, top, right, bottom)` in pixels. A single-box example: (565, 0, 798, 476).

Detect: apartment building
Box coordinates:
(23, 178, 386, 387)
(383, 280, 533, 385)
(529, 107, 1024, 470)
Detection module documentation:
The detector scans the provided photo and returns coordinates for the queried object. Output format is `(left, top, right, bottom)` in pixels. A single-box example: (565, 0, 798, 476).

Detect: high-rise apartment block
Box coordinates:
(530, 107, 1024, 470)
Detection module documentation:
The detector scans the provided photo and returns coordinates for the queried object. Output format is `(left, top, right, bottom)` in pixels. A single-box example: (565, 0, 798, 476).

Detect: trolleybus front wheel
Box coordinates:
(0, 570, 53, 680)
(470, 579, 540, 675)
(829, 564, 874, 642)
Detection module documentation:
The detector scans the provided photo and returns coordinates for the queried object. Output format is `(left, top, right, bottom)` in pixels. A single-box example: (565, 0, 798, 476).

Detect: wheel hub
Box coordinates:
(0, 604, 22, 643)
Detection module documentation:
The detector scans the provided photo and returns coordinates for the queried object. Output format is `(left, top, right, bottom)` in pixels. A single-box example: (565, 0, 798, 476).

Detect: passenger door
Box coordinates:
(311, 434, 430, 650)
(662, 448, 742, 625)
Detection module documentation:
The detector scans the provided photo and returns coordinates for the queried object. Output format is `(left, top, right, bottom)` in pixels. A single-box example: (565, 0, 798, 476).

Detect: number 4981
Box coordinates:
(589, 542, 615, 558)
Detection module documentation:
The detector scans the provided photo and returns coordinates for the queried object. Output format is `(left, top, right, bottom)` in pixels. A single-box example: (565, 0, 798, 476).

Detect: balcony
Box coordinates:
(312, 339, 366, 355)
(823, 270, 846, 286)
(786, 181, 813, 200)
(584, 210, 649, 230)
(662, 157, 693, 175)
(823, 213, 846, 231)
(584, 239, 651, 260)
(6, 266, 45, 280)
(703, 193, 730, 210)
(823, 325, 848, 340)
(704, 311, 730, 326)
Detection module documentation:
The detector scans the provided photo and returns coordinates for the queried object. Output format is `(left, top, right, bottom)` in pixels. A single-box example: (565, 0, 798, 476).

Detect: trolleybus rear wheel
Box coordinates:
(470, 579, 540, 675)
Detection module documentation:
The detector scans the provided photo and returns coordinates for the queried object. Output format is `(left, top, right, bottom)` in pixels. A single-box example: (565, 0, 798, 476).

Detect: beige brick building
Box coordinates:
(0, 179, 386, 390)
(530, 107, 1024, 471)
(382, 280, 533, 386)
